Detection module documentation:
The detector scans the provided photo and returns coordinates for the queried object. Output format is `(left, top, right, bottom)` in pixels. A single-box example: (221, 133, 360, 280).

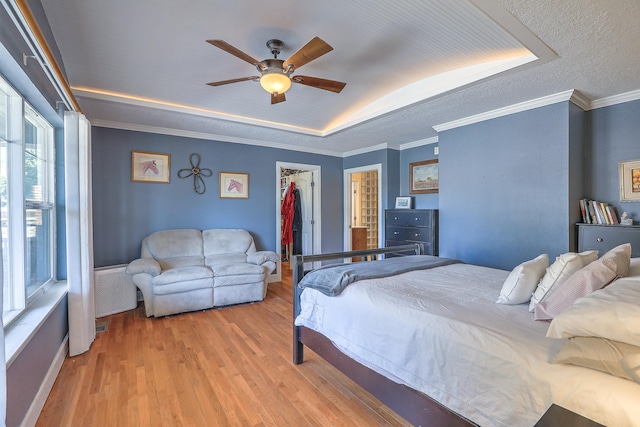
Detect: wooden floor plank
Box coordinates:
(36, 265, 411, 427)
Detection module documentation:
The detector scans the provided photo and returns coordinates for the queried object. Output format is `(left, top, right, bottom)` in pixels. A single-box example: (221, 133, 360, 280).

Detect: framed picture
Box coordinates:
(220, 172, 249, 199)
(395, 196, 412, 209)
(131, 151, 170, 183)
(619, 159, 640, 202)
(410, 159, 439, 194)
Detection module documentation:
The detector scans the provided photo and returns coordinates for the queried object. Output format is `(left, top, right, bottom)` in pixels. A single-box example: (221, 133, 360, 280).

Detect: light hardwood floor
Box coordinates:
(36, 265, 411, 426)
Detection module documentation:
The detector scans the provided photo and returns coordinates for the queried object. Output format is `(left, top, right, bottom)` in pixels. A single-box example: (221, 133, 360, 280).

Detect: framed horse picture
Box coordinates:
(131, 150, 170, 184)
(219, 172, 249, 199)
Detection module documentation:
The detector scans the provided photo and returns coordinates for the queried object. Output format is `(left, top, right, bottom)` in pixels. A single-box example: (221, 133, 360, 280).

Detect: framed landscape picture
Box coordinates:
(131, 151, 170, 183)
(410, 159, 438, 194)
(395, 196, 412, 209)
(619, 159, 640, 202)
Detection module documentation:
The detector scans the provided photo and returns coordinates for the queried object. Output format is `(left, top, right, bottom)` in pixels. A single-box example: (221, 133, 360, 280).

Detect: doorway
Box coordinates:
(276, 162, 321, 279)
(343, 164, 382, 252)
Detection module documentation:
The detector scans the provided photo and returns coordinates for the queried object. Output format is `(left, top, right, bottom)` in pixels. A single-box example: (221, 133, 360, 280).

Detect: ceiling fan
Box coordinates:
(206, 37, 346, 104)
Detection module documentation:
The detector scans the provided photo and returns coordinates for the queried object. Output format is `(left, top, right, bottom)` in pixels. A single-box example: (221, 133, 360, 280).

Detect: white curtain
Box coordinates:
(0, 212, 6, 426)
(64, 112, 95, 356)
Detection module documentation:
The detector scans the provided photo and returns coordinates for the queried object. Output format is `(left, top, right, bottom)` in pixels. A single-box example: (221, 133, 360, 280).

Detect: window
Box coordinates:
(0, 75, 55, 325)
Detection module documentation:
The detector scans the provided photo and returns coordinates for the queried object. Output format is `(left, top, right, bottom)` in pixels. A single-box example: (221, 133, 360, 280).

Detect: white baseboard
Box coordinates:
(20, 334, 69, 427)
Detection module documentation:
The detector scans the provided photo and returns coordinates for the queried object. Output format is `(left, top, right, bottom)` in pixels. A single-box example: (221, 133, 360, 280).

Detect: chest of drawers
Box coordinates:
(385, 209, 438, 255)
(577, 223, 640, 257)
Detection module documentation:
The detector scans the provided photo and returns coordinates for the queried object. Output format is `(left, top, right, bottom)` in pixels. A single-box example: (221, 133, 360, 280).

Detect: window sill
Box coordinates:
(4, 281, 67, 367)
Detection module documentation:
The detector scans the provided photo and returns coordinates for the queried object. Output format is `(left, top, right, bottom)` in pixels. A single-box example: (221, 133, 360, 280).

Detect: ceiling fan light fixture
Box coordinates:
(207, 37, 346, 103)
(259, 71, 292, 94)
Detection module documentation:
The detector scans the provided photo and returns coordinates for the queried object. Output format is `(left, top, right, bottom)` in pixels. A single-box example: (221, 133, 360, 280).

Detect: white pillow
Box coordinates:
(496, 254, 549, 305)
(546, 276, 640, 347)
(534, 258, 616, 320)
(528, 250, 598, 312)
(553, 336, 640, 382)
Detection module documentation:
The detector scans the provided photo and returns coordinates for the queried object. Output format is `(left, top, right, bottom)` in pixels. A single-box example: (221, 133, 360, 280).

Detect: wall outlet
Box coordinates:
(434, 146, 439, 155)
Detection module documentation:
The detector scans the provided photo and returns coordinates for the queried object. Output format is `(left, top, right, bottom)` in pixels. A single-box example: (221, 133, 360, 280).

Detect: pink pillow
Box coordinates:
(599, 243, 631, 277)
(534, 259, 617, 320)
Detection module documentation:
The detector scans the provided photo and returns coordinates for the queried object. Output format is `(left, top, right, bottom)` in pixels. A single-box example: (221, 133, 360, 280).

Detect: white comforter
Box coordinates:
(295, 263, 640, 426)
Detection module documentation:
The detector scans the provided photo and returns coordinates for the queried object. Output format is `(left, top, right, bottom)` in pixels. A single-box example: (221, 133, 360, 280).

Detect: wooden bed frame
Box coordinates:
(292, 244, 476, 427)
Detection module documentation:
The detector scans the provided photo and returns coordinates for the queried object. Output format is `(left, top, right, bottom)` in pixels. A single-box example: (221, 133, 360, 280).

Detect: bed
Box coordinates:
(292, 244, 640, 426)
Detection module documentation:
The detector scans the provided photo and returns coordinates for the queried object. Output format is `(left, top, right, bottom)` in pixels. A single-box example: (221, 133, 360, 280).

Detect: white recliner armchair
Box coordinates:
(125, 228, 279, 317)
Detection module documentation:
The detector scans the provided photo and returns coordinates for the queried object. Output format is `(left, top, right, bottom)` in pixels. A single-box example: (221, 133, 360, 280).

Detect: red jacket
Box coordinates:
(281, 182, 296, 245)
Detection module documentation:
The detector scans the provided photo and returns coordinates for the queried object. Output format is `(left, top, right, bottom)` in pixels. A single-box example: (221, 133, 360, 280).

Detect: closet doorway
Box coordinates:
(276, 162, 321, 279)
(343, 164, 382, 252)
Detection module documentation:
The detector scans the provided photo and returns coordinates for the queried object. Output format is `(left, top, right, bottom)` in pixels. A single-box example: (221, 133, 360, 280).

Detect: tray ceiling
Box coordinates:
(39, 0, 640, 155)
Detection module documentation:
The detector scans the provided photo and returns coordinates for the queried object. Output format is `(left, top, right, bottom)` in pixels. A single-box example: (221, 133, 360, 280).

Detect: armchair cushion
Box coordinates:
(152, 265, 213, 286)
(248, 251, 280, 266)
(203, 229, 256, 254)
(211, 263, 264, 277)
(206, 253, 247, 266)
(126, 258, 161, 276)
(142, 229, 205, 269)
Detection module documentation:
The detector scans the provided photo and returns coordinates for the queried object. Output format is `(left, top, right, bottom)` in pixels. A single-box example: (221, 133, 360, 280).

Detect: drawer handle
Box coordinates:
(415, 217, 421, 221)
(414, 233, 420, 237)
(597, 238, 603, 242)
(394, 216, 399, 220)
(394, 231, 400, 235)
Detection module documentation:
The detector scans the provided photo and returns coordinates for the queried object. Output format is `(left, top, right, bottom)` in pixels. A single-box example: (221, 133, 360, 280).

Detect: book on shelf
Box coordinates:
(580, 198, 619, 225)
(579, 199, 588, 223)
(607, 206, 619, 224)
(589, 200, 601, 224)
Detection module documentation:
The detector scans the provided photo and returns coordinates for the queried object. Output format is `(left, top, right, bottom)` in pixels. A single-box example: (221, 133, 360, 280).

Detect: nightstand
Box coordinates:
(577, 223, 640, 257)
(534, 404, 605, 427)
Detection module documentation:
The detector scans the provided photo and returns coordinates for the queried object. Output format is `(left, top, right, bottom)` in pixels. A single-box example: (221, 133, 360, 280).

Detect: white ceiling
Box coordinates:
(40, 0, 640, 156)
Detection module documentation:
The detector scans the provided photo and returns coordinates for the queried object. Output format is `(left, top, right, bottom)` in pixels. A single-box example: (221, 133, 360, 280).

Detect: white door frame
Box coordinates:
(343, 164, 383, 251)
(275, 161, 322, 281)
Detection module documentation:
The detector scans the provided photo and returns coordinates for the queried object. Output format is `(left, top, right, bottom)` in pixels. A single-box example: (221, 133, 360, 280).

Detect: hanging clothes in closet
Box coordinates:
(291, 186, 302, 255)
(281, 182, 296, 249)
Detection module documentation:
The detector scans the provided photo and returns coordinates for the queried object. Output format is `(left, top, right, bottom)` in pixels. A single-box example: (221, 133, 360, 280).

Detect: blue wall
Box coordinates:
(91, 127, 344, 267)
(438, 102, 573, 270)
(6, 296, 68, 427)
(587, 99, 640, 220)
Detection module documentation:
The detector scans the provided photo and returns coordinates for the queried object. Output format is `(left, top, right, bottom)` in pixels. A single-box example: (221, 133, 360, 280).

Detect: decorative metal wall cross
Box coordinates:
(177, 153, 213, 194)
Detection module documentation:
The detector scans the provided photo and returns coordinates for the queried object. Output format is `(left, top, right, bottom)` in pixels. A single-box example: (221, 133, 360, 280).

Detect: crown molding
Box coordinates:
(73, 88, 326, 137)
(590, 89, 640, 110)
(341, 143, 390, 158)
(569, 90, 591, 110)
(399, 136, 438, 150)
(433, 90, 575, 132)
(89, 119, 344, 157)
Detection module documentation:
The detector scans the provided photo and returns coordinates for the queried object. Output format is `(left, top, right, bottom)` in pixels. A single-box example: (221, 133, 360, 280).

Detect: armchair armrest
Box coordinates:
(126, 258, 161, 276)
(247, 251, 280, 266)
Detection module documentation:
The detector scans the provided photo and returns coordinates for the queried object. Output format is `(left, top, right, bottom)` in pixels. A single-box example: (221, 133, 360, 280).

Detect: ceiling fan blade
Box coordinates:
(283, 37, 333, 71)
(291, 75, 346, 93)
(271, 92, 286, 104)
(206, 40, 261, 66)
(206, 76, 258, 87)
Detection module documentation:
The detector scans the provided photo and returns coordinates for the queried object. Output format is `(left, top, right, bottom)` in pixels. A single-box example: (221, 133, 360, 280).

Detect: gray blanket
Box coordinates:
(298, 255, 462, 296)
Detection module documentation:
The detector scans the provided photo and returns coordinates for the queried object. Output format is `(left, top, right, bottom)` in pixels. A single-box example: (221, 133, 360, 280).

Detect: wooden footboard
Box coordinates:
(291, 245, 476, 427)
(292, 244, 422, 364)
